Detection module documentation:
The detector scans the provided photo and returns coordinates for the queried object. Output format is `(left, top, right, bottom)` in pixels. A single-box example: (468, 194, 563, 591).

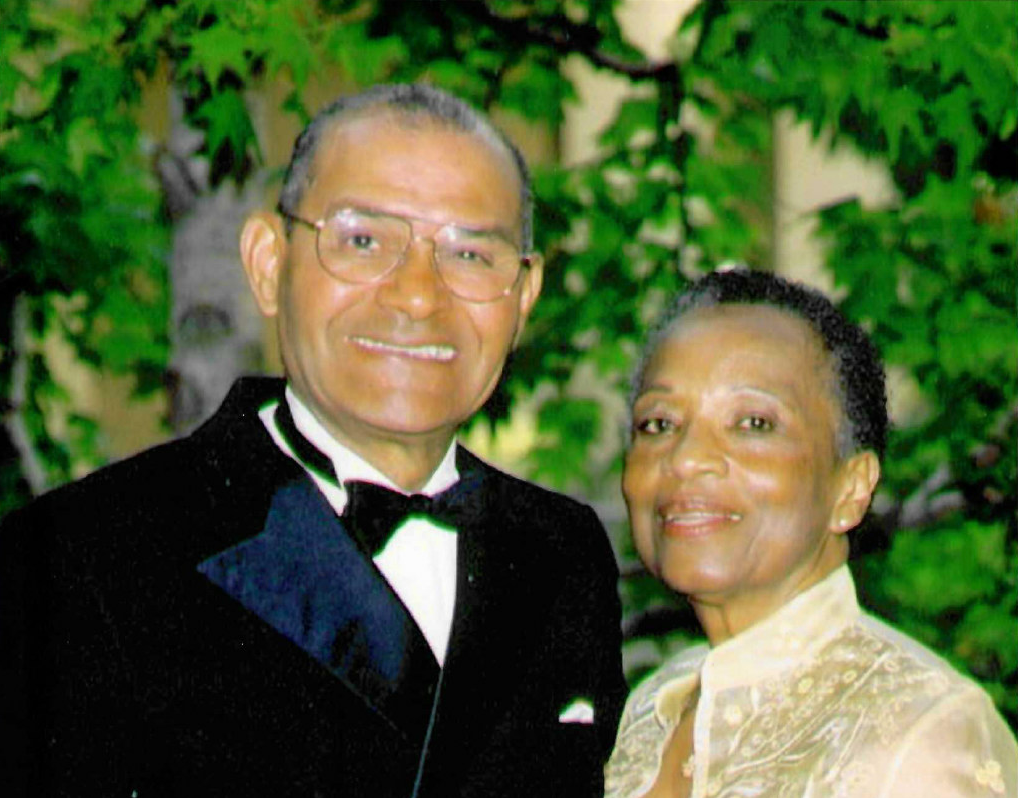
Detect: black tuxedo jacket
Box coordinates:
(1, 378, 627, 797)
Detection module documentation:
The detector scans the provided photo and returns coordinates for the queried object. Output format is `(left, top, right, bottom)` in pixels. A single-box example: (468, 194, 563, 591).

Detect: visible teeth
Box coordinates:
(352, 336, 456, 362)
(664, 511, 741, 522)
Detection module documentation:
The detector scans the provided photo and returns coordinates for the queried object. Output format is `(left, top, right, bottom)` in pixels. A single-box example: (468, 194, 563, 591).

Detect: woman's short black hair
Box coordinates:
(633, 268, 888, 461)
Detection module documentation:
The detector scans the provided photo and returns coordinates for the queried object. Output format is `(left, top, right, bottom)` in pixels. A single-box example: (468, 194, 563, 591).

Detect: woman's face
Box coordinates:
(623, 304, 865, 628)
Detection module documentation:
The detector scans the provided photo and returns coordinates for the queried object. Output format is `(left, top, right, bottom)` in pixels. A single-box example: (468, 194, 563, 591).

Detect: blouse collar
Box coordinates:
(655, 565, 860, 725)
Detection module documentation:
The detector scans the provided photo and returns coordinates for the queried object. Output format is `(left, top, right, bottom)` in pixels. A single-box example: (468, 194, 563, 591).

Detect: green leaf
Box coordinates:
(65, 117, 110, 176)
(935, 292, 1017, 379)
(423, 59, 489, 103)
(326, 25, 407, 87)
(193, 89, 258, 164)
(184, 21, 251, 85)
(88, 283, 168, 371)
(881, 86, 924, 163)
(499, 61, 570, 124)
(883, 322, 936, 369)
(598, 97, 658, 149)
(528, 396, 603, 490)
(260, 14, 318, 89)
(884, 521, 1008, 612)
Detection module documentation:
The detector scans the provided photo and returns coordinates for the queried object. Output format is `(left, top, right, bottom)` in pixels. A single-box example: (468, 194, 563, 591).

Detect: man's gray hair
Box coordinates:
(277, 83, 535, 251)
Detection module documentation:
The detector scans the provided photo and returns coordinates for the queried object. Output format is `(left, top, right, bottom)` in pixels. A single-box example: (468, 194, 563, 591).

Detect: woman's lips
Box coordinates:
(657, 501, 743, 538)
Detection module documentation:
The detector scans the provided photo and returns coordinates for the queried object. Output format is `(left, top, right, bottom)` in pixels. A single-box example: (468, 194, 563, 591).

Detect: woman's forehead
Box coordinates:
(650, 304, 838, 400)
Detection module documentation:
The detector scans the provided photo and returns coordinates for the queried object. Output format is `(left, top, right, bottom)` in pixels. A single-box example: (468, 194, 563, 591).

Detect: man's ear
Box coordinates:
(240, 211, 287, 317)
(512, 252, 544, 348)
(828, 450, 881, 534)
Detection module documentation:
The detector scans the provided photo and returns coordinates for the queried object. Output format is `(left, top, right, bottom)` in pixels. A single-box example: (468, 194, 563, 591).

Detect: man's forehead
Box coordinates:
(300, 113, 522, 241)
(310, 111, 519, 186)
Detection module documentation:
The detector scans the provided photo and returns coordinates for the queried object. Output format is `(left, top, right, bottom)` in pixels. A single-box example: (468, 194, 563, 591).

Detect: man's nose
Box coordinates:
(375, 237, 451, 318)
(665, 421, 727, 480)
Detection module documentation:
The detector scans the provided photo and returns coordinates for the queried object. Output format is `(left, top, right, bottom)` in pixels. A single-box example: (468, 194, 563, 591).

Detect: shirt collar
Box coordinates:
(284, 386, 460, 499)
(653, 565, 860, 725)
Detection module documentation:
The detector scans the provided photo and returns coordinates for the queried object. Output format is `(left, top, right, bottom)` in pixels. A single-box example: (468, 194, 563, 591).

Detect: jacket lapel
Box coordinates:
(185, 380, 439, 742)
(428, 450, 556, 752)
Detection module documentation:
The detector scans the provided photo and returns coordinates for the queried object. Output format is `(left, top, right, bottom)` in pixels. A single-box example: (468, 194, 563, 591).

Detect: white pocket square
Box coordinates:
(558, 697, 595, 724)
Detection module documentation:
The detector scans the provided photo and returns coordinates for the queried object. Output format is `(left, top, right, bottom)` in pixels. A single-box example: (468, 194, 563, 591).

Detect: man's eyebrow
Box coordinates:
(457, 222, 520, 244)
(325, 201, 521, 245)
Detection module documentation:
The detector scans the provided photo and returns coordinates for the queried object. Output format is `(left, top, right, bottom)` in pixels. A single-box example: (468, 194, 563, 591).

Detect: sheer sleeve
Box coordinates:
(880, 687, 1017, 798)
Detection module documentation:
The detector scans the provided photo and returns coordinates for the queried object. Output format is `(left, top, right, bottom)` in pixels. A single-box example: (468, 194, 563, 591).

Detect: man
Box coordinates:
(0, 84, 627, 796)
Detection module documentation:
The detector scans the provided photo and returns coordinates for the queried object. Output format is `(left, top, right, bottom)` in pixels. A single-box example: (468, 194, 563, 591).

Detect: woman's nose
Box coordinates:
(665, 421, 727, 480)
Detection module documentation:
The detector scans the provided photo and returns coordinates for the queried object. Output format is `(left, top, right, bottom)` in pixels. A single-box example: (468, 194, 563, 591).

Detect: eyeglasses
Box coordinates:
(278, 205, 531, 303)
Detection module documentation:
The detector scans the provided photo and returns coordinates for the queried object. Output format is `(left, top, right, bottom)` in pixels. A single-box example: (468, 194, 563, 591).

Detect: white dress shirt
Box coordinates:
(259, 388, 459, 664)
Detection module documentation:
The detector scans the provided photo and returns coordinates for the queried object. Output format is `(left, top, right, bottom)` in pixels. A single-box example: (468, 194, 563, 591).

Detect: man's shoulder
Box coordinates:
(7, 435, 190, 525)
(459, 446, 597, 520)
(4, 377, 286, 527)
(457, 446, 616, 572)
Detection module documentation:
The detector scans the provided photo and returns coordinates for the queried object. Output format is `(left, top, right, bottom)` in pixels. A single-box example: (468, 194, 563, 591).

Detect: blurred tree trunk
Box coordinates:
(157, 92, 266, 435)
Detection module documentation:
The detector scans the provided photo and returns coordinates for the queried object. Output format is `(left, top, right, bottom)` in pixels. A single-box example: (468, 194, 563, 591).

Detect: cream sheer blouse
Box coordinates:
(605, 566, 1017, 798)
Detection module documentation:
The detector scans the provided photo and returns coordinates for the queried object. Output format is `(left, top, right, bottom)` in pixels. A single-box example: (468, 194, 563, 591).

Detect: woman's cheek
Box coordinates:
(622, 456, 659, 572)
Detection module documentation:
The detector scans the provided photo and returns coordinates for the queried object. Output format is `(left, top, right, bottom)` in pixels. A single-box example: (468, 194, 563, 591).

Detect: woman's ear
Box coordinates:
(240, 211, 287, 317)
(829, 451, 881, 534)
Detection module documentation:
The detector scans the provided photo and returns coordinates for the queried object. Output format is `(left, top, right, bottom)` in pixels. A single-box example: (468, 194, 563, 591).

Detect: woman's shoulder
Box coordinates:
(853, 612, 987, 694)
(606, 643, 709, 798)
(843, 614, 1017, 795)
(831, 612, 1011, 738)
(623, 642, 709, 717)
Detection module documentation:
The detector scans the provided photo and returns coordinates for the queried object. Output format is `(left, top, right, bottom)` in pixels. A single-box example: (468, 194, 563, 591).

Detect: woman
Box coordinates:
(605, 270, 1016, 798)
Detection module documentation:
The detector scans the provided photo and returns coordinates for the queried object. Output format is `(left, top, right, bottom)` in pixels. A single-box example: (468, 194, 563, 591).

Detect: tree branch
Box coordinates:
(468, 2, 680, 81)
(2, 296, 48, 495)
(820, 8, 890, 42)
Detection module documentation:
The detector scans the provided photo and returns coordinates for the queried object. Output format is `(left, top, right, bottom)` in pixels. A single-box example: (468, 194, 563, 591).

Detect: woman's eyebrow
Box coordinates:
(729, 385, 784, 399)
(632, 382, 677, 401)
(728, 384, 802, 411)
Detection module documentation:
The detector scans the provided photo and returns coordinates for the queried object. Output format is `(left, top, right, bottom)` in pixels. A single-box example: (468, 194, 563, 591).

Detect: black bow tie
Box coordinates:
(274, 400, 482, 555)
(343, 479, 481, 555)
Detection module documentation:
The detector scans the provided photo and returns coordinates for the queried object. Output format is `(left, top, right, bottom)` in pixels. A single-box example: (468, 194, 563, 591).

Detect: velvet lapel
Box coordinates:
(185, 379, 439, 743)
(197, 477, 439, 739)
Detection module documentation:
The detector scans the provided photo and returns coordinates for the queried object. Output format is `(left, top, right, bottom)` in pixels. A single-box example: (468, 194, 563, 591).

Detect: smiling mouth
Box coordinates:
(350, 336, 457, 362)
(658, 508, 743, 537)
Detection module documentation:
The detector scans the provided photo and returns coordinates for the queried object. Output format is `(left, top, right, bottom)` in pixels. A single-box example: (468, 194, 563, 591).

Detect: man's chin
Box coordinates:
(338, 402, 466, 442)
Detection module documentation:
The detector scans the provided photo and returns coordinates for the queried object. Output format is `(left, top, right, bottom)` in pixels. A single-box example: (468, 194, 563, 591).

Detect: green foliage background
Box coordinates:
(2, 0, 1015, 730)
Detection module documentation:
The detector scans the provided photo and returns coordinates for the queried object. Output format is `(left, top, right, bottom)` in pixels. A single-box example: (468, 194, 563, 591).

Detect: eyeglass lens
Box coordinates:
(316, 209, 521, 301)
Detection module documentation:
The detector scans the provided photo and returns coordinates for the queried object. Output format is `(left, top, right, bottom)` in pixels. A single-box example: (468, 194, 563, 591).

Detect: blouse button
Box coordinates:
(723, 704, 744, 726)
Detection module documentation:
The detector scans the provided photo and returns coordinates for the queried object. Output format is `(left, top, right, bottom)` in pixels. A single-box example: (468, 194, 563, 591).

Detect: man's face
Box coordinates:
(245, 114, 541, 458)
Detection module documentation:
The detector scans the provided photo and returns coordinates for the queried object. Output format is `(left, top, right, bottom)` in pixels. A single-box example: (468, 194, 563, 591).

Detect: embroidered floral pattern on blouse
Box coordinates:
(975, 760, 1005, 794)
(604, 567, 1017, 798)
